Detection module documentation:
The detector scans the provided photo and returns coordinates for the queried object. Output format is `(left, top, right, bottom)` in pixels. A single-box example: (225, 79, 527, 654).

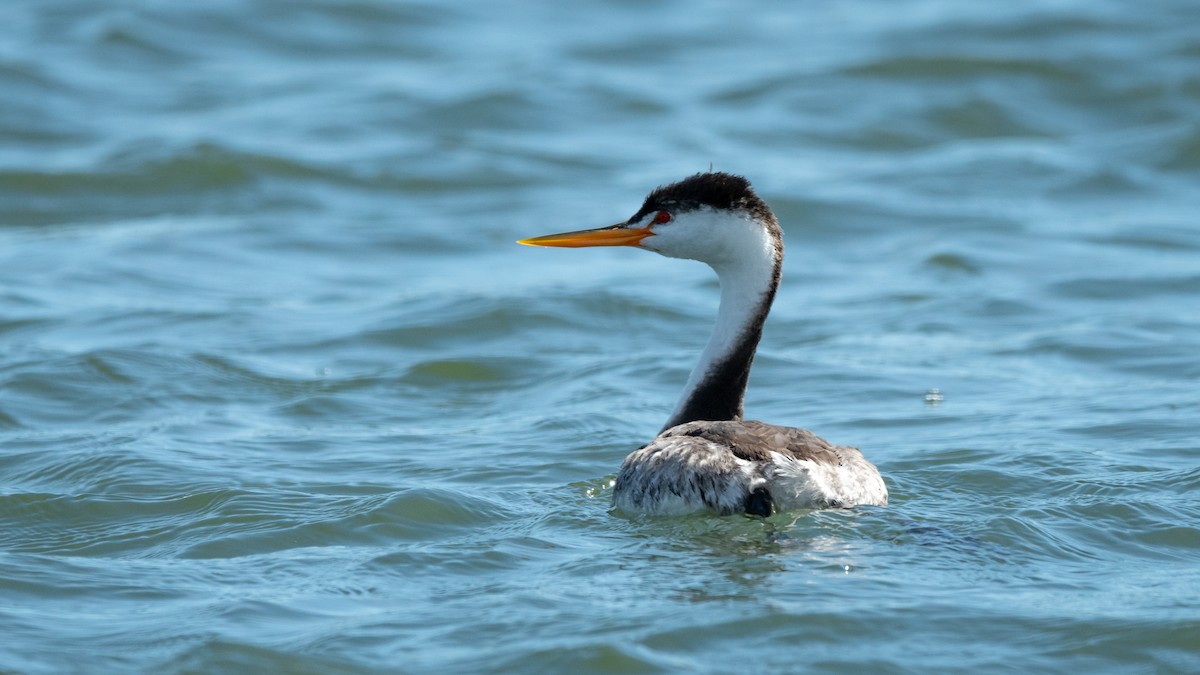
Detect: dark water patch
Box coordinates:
(806, 94, 1057, 153)
(0, 59, 60, 89)
(402, 357, 528, 388)
(366, 290, 685, 356)
(926, 97, 1053, 139)
(191, 352, 348, 401)
(406, 90, 545, 134)
(2, 143, 271, 194)
(368, 299, 536, 349)
(1157, 121, 1200, 171)
(842, 54, 1086, 84)
(47, 1, 454, 66)
(953, 509, 1106, 568)
(951, 13, 1130, 42)
(567, 30, 699, 66)
(0, 141, 358, 226)
(369, 540, 537, 580)
(182, 1, 452, 60)
(1049, 273, 1200, 301)
(271, 392, 380, 422)
(9, 484, 518, 561)
(169, 639, 374, 675)
(1, 350, 170, 426)
(493, 642, 667, 673)
(181, 487, 514, 559)
(1049, 166, 1155, 198)
(922, 251, 981, 275)
(86, 13, 196, 65)
(809, 123, 941, 152)
(387, 353, 556, 425)
(1065, 416, 1199, 442)
(0, 348, 336, 427)
(1040, 618, 1200, 674)
(971, 296, 1039, 319)
(518, 409, 639, 442)
(0, 488, 242, 557)
(771, 194, 934, 242)
(635, 610, 961, 672)
(1020, 329, 1199, 379)
(0, 554, 182, 608)
(1086, 224, 1200, 252)
(0, 107, 93, 148)
(0, 430, 208, 492)
(1037, 500, 1200, 563)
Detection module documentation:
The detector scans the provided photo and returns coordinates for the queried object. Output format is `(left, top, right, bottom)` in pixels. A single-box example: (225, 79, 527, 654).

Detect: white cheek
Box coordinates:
(641, 226, 692, 259)
(641, 209, 757, 266)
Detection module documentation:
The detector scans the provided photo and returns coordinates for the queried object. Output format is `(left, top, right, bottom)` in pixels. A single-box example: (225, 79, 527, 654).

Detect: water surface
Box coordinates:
(2, 1, 1199, 672)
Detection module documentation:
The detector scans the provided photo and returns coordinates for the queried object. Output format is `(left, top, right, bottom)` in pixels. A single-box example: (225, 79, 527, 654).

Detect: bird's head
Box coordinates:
(518, 172, 780, 269)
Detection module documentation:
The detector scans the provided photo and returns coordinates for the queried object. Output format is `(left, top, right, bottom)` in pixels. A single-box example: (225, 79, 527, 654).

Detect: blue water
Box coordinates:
(2, 1, 1199, 672)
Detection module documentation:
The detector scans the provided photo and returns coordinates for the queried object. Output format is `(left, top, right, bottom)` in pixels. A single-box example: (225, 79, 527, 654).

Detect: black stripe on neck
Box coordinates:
(660, 258, 780, 432)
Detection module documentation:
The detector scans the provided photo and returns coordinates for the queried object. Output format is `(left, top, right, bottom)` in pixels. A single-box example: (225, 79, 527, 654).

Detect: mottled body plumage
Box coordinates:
(613, 420, 888, 516)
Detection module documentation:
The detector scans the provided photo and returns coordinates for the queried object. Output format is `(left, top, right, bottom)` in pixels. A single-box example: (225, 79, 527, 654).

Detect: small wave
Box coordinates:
(0, 141, 360, 227)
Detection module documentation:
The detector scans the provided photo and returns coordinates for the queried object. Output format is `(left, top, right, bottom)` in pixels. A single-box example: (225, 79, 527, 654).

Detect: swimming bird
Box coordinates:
(518, 172, 887, 516)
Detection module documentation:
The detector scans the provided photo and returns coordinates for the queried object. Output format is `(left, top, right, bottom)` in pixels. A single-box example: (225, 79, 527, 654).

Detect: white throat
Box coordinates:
(648, 210, 781, 429)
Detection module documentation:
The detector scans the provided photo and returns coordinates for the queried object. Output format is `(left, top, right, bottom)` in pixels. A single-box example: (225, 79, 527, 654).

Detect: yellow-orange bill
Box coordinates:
(517, 224, 653, 248)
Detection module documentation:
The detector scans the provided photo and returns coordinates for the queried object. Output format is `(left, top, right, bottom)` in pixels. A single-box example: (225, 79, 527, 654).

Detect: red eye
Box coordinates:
(653, 210, 672, 224)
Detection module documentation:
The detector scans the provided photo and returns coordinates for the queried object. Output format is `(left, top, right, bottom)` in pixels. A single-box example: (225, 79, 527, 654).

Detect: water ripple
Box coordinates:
(2, 0, 1199, 672)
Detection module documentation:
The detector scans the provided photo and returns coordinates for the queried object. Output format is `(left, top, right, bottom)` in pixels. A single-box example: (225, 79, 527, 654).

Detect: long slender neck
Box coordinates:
(661, 226, 782, 432)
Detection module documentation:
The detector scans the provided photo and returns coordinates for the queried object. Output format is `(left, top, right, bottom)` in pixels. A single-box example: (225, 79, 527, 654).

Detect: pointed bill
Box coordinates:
(517, 224, 654, 248)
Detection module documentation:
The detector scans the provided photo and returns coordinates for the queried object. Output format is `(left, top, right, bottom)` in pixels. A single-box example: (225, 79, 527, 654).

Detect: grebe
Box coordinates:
(519, 172, 887, 516)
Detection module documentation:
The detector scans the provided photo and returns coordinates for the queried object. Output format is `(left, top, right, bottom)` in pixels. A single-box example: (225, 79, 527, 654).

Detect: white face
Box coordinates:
(634, 206, 771, 270)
